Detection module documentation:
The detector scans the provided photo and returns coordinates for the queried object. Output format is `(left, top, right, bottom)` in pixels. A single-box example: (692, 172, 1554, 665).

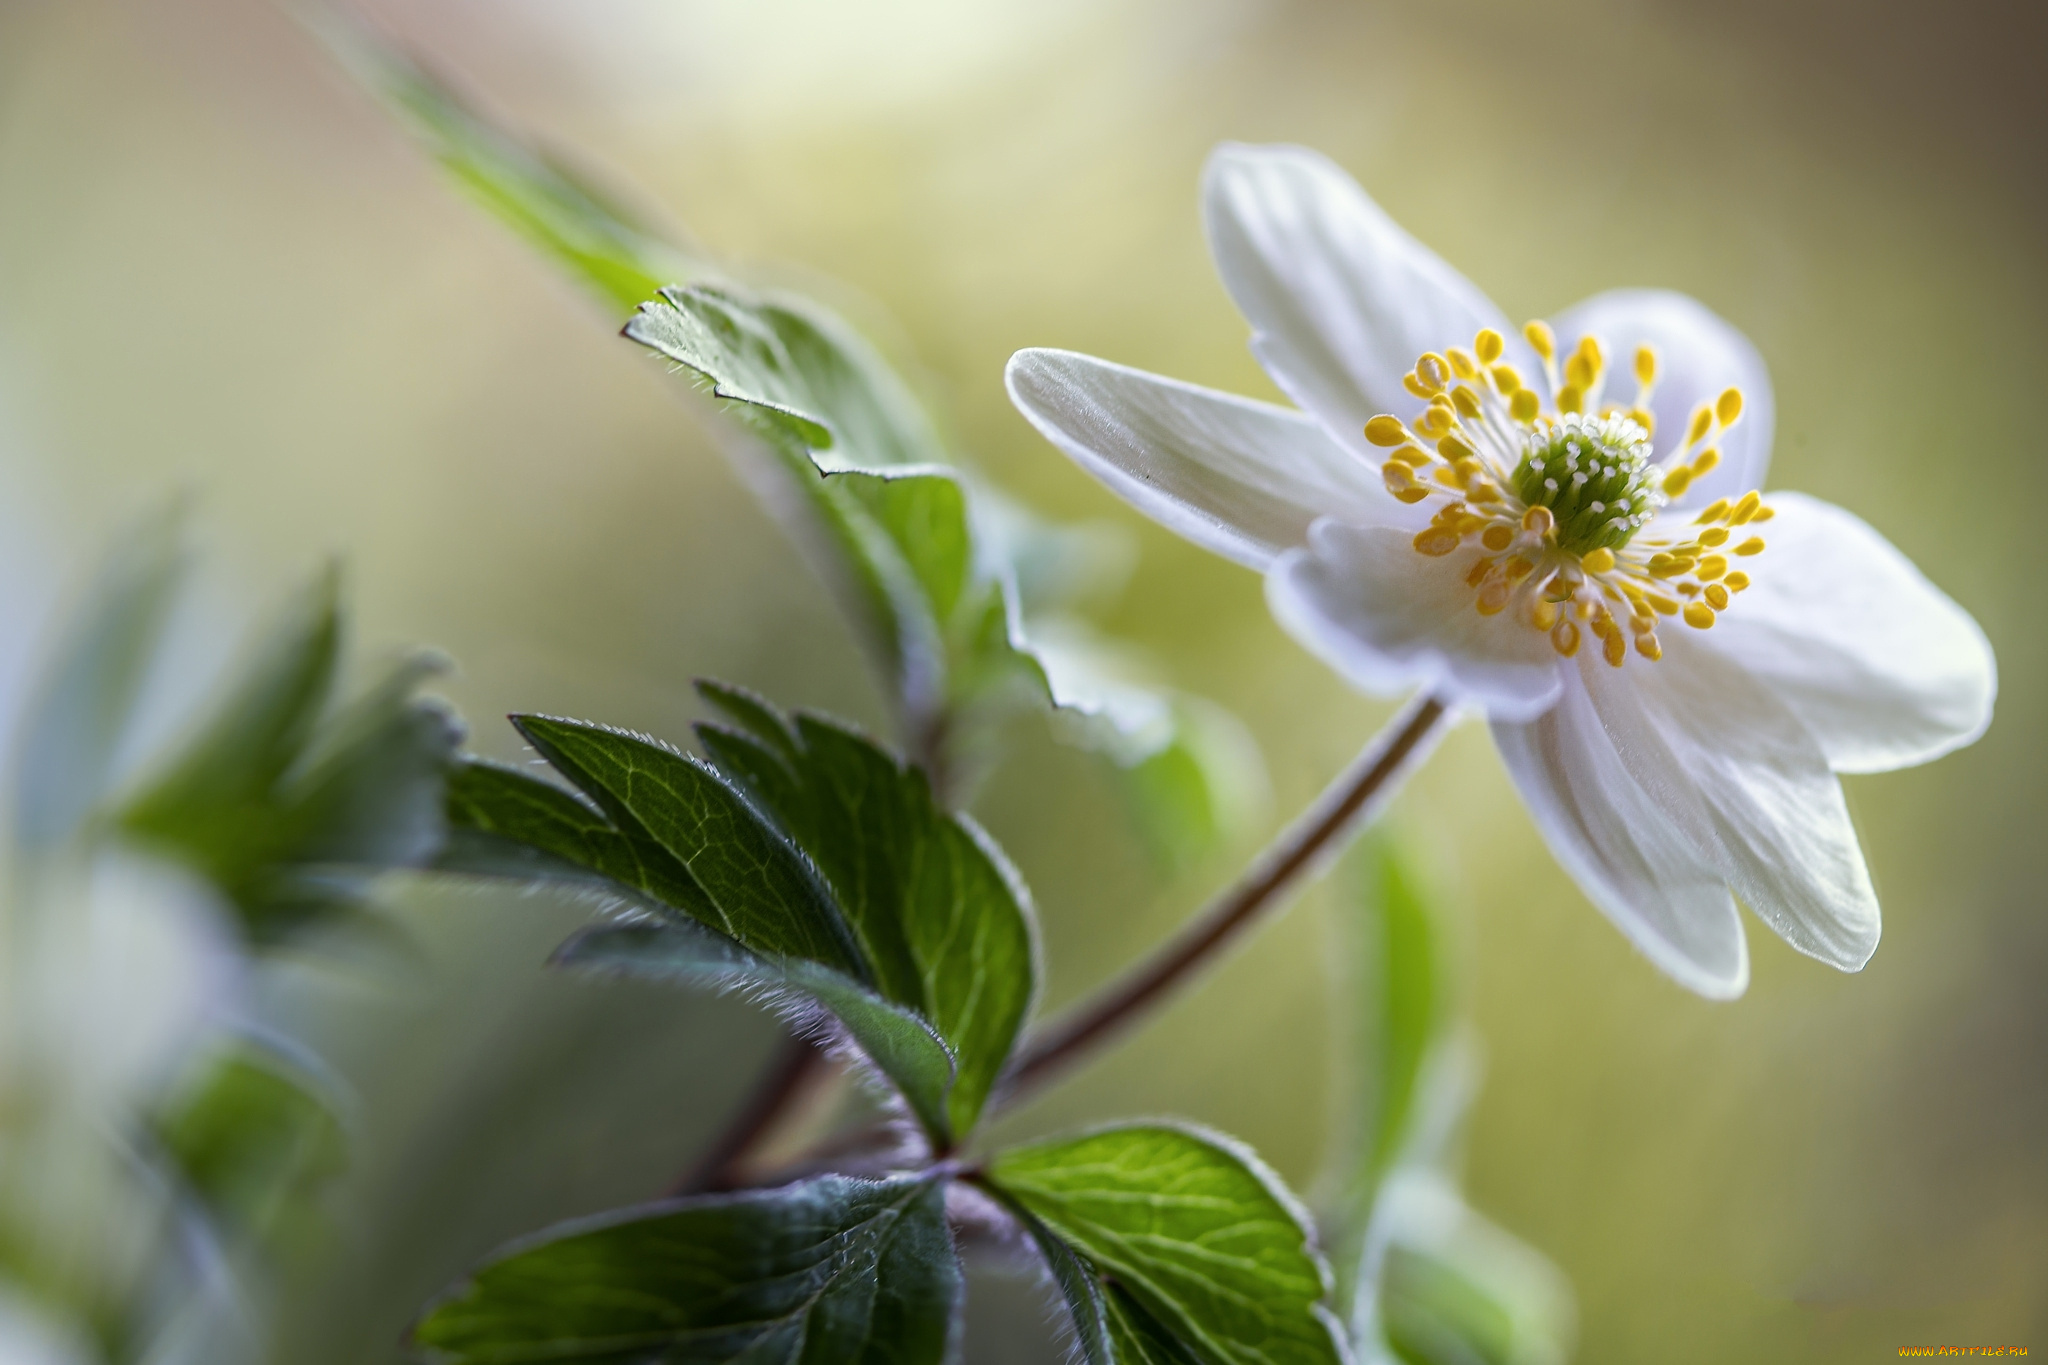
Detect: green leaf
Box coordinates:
(412, 1173, 960, 1365)
(987, 1124, 1344, 1365)
(327, 24, 693, 317)
(511, 715, 869, 978)
(118, 569, 463, 941)
(557, 921, 956, 1141)
(693, 684, 1035, 1138)
(155, 1040, 348, 1255)
(10, 504, 185, 852)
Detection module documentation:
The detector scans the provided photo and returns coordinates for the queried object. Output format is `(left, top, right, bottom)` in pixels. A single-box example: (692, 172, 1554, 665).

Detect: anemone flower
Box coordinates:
(1005, 143, 1995, 998)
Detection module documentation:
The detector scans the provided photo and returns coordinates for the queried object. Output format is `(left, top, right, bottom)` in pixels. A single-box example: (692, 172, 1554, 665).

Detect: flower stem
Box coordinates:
(670, 1032, 825, 1195)
(1000, 690, 1453, 1102)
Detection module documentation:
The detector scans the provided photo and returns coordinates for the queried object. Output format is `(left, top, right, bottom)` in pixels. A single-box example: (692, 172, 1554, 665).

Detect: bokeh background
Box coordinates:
(2, 0, 2043, 1360)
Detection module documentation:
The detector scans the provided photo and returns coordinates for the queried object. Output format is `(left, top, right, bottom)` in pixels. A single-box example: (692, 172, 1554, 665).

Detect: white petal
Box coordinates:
(1702, 492, 1995, 773)
(1581, 635, 1881, 972)
(1005, 348, 1385, 570)
(1265, 521, 1563, 720)
(1201, 143, 1522, 453)
(1492, 671, 1749, 999)
(1548, 289, 1773, 508)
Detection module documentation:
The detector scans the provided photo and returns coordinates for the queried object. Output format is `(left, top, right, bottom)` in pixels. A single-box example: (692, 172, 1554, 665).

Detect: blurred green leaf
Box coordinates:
(411, 1173, 959, 1365)
(155, 1042, 347, 1256)
(329, 24, 693, 317)
(118, 568, 463, 942)
(693, 681, 1034, 1138)
(445, 700, 1038, 1145)
(10, 504, 184, 853)
(987, 1124, 1344, 1365)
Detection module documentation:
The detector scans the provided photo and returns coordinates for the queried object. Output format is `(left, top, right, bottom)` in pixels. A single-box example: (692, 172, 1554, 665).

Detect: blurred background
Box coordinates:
(1, 0, 2043, 1360)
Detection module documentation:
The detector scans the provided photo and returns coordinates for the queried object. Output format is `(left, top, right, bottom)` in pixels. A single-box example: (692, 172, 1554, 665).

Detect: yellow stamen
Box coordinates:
(1438, 433, 1475, 461)
(1475, 329, 1505, 364)
(1697, 498, 1731, 523)
(1634, 344, 1657, 387)
(1695, 556, 1728, 581)
(1522, 506, 1554, 535)
(1704, 583, 1730, 610)
(1635, 632, 1663, 661)
(1663, 467, 1694, 498)
(1723, 571, 1750, 592)
(1603, 627, 1627, 667)
(1524, 320, 1556, 362)
(1365, 415, 1408, 446)
(1403, 372, 1431, 399)
(1557, 385, 1585, 414)
(1476, 577, 1511, 615)
(1551, 618, 1581, 657)
(1509, 389, 1540, 422)
(1683, 602, 1716, 629)
(1490, 364, 1522, 394)
(1691, 447, 1720, 477)
(1734, 537, 1765, 556)
(1581, 547, 1616, 574)
(1417, 354, 1450, 391)
(1531, 599, 1560, 631)
(1448, 348, 1478, 380)
(1451, 386, 1483, 419)
(1698, 527, 1729, 546)
(1414, 527, 1461, 557)
(1481, 524, 1514, 552)
(1715, 387, 1744, 427)
(1730, 491, 1762, 523)
(1686, 405, 1713, 446)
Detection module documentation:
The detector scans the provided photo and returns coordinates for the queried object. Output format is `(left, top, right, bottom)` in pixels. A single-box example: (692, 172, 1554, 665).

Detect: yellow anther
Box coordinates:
(1734, 536, 1765, 556)
(1417, 353, 1451, 391)
(1557, 385, 1585, 414)
(1433, 466, 1464, 488)
(1476, 577, 1512, 615)
(1751, 505, 1775, 522)
(1414, 527, 1461, 557)
(1551, 618, 1581, 657)
(1524, 320, 1556, 362)
(1481, 524, 1514, 552)
(1715, 387, 1744, 427)
(1416, 409, 1452, 438)
(1365, 415, 1408, 447)
(1382, 463, 1415, 492)
(1435, 501, 1468, 522)
(1448, 348, 1478, 380)
(1704, 583, 1730, 610)
(1522, 505, 1554, 535)
(1385, 444, 1428, 466)
(1697, 498, 1731, 523)
(1580, 547, 1616, 574)
(1453, 513, 1488, 535)
(1451, 386, 1483, 418)
(1633, 344, 1657, 387)
(1393, 487, 1431, 503)
(1574, 334, 1604, 369)
(1603, 628, 1627, 668)
(1683, 602, 1717, 629)
(1662, 467, 1694, 498)
(1471, 483, 1503, 504)
(1475, 329, 1505, 364)
(1691, 447, 1720, 476)
(1489, 365, 1522, 395)
(1564, 353, 1595, 392)
(1403, 372, 1431, 400)
(1723, 571, 1750, 592)
(1628, 407, 1656, 436)
(1698, 527, 1729, 546)
(1686, 404, 1714, 446)
(1635, 632, 1663, 661)
(1466, 559, 1494, 588)
(1454, 457, 1484, 481)
(1646, 592, 1679, 616)
(1531, 599, 1560, 631)
(1504, 555, 1534, 581)
(1437, 433, 1475, 461)
(1509, 389, 1540, 422)
(1575, 595, 1599, 620)
(1730, 491, 1762, 523)
(1695, 556, 1727, 580)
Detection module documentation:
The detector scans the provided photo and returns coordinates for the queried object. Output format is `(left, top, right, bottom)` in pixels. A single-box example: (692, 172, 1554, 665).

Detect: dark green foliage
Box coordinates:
(986, 1124, 1345, 1365)
(411, 1174, 959, 1364)
(440, 695, 1034, 1144)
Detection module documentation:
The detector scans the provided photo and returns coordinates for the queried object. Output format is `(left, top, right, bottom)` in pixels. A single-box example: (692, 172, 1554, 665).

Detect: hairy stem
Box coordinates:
(1001, 690, 1453, 1101)
(670, 1033, 825, 1195)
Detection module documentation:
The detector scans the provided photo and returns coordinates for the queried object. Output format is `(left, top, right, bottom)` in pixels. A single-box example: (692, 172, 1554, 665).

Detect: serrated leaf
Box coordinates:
(117, 569, 462, 941)
(557, 921, 956, 1140)
(692, 684, 1034, 1138)
(511, 715, 870, 979)
(412, 1173, 960, 1365)
(10, 504, 185, 853)
(328, 24, 693, 317)
(988, 1124, 1344, 1365)
(155, 1040, 348, 1255)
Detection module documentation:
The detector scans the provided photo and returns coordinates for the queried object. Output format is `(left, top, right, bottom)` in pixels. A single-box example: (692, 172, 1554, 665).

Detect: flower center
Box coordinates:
(1362, 323, 1772, 669)
(1509, 414, 1660, 555)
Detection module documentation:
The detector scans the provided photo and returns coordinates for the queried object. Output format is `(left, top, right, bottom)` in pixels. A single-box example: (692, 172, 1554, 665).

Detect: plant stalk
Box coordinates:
(1000, 690, 1453, 1101)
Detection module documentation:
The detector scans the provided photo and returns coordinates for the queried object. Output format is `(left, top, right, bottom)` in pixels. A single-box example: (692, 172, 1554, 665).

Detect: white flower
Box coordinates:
(1005, 143, 1996, 998)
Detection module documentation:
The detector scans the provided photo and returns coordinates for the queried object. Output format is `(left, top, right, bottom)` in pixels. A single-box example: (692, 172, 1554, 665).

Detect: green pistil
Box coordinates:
(1510, 417, 1660, 554)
